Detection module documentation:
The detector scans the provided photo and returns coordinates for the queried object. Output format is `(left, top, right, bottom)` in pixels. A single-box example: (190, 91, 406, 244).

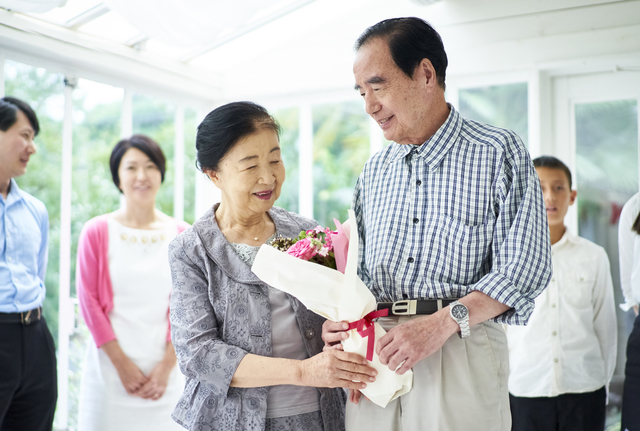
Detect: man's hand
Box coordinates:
(376, 311, 458, 375)
(322, 320, 350, 351)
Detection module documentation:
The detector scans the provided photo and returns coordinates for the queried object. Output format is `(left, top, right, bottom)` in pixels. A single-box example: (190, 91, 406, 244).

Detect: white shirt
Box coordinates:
(618, 192, 640, 311)
(506, 229, 617, 397)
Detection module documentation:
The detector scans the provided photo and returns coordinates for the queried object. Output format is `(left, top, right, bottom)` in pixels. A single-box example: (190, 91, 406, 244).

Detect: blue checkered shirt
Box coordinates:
(353, 106, 552, 325)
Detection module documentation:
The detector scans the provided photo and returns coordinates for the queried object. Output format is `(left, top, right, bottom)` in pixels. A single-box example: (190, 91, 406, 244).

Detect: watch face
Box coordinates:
(452, 304, 468, 319)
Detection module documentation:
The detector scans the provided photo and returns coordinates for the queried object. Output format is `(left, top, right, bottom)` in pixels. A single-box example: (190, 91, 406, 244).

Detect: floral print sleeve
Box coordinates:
(169, 234, 249, 397)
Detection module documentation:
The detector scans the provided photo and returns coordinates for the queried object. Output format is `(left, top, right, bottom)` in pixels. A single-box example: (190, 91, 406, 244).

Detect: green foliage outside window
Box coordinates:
(458, 82, 529, 147)
(313, 101, 369, 226)
(273, 107, 300, 213)
(184, 108, 198, 224)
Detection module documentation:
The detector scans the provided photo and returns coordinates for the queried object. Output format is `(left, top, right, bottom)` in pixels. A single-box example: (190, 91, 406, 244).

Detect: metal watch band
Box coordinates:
(450, 301, 471, 339)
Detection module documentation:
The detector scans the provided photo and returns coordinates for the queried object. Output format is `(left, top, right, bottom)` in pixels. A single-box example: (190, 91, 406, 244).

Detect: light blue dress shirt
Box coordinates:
(0, 178, 49, 313)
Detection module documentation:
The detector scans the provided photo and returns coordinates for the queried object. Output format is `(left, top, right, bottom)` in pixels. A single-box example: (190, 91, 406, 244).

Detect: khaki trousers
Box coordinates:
(346, 316, 511, 431)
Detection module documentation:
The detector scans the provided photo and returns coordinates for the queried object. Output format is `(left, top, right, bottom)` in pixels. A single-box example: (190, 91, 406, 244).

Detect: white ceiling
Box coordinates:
(1, 0, 639, 106)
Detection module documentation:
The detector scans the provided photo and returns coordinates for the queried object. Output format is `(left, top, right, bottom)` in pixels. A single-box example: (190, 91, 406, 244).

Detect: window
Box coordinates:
(183, 108, 198, 224)
(312, 101, 369, 226)
(273, 107, 300, 213)
(458, 82, 529, 147)
(575, 100, 639, 244)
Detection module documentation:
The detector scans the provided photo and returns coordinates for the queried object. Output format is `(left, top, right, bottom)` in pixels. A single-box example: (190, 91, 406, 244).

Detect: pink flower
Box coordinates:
(286, 238, 317, 261)
(317, 246, 331, 257)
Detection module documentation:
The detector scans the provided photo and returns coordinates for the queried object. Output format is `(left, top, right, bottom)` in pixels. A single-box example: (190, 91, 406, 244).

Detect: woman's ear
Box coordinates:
(204, 169, 220, 187)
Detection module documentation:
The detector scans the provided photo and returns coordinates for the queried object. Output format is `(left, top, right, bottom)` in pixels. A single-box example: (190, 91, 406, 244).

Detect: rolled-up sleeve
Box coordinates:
(168, 237, 248, 397)
(470, 148, 552, 325)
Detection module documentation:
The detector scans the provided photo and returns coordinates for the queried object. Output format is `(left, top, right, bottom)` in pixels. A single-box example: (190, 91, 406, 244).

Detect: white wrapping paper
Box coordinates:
(252, 210, 412, 408)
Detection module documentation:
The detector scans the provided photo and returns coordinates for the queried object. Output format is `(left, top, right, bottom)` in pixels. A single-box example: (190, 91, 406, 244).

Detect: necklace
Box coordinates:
(226, 216, 268, 243)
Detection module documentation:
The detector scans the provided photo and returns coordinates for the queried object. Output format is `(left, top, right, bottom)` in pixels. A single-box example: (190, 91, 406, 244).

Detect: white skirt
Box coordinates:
(78, 343, 184, 431)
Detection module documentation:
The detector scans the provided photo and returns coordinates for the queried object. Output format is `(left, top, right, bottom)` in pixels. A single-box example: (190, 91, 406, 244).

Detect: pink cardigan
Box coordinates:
(76, 214, 190, 347)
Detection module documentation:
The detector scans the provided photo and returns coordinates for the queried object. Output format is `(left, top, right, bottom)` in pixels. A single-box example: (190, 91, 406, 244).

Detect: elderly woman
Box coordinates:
(168, 102, 376, 431)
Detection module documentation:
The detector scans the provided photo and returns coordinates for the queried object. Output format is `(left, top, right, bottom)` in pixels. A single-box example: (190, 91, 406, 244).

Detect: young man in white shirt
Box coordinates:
(506, 156, 617, 431)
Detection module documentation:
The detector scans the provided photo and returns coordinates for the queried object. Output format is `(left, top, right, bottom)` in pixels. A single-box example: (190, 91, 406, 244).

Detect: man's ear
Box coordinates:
(418, 58, 438, 89)
(569, 189, 577, 206)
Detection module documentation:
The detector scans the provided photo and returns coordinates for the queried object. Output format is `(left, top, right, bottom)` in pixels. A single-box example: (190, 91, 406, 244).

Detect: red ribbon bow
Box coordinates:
(347, 309, 389, 361)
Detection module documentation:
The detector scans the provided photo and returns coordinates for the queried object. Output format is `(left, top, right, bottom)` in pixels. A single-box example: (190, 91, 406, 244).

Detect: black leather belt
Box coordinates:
(377, 299, 456, 316)
(0, 307, 42, 325)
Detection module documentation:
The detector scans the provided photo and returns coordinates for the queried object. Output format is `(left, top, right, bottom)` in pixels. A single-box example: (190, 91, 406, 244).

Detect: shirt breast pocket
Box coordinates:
(430, 214, 495, 284)
(16, 216, 42, 271)
(563, 265, 595, 309)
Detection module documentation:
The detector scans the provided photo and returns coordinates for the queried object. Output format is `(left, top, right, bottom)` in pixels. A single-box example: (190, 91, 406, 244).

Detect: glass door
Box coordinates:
(553, 70, 640, 427)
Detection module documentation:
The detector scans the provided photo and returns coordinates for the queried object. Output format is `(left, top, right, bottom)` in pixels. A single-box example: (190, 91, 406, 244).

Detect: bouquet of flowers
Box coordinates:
(269, 227, 338, 270)
(252, 210, 413, 408)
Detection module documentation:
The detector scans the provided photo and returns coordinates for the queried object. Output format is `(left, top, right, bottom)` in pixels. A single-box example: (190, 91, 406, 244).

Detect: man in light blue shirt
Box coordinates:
(0, 96, 57, 431)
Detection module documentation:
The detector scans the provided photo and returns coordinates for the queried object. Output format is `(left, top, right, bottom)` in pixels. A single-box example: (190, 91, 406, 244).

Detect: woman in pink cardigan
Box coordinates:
(76, 135, 189, 431)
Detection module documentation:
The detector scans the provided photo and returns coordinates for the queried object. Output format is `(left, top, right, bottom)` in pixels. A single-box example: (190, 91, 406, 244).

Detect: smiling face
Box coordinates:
(0, 110, 37, 183)
(207, 127, 284, 218)
(536, 166, 577, 229)
(117, 147, 162, 204)
(353, 37, 443, 146)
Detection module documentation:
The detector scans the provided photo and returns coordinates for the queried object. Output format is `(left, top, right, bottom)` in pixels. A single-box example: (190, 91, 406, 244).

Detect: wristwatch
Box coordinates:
(449, 301, 470, 339)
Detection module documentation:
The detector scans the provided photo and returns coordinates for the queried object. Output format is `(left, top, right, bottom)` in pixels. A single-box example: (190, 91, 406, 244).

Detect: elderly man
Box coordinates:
(323, 17, 552, 430)
(0, 97, 56, 431)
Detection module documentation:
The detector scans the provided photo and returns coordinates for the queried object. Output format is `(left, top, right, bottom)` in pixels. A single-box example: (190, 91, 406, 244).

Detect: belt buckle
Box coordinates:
(391, 300, 417, 316)
(20, 308, 40, 326)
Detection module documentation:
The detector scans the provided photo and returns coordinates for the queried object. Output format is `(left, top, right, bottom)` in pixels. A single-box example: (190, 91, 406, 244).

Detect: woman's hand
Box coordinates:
(101, 340, 148, 395)
(135, 361, 173, 400)
(113, 356, 149, 395)
(136, 341, 178, 400)
(299, 350, 376, 390)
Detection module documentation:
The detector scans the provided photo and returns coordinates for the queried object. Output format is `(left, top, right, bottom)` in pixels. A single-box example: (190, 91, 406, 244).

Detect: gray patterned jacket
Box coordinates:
(168, 205, 347, 430)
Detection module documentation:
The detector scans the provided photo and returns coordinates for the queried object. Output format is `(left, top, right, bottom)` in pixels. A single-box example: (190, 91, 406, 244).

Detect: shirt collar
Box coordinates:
(1, 179, 25, 207)
(551, 227, 579, 250)
(390, 104, 462, 172)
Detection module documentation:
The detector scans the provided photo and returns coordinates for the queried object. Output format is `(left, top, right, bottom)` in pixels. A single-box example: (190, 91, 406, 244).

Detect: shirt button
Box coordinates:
(416, 180, 422, 186)
(413, 218, 419, 224)
(551, 277, 555, 282)
(551, 304, 556, 308)
(552, 331, 557, 336)
(579, 276, 584, 281)
(554, 358, 559, 363)
(7, 257, 11, 262)
(407, 257, 414, 263)
(305, 329, 315, 340)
